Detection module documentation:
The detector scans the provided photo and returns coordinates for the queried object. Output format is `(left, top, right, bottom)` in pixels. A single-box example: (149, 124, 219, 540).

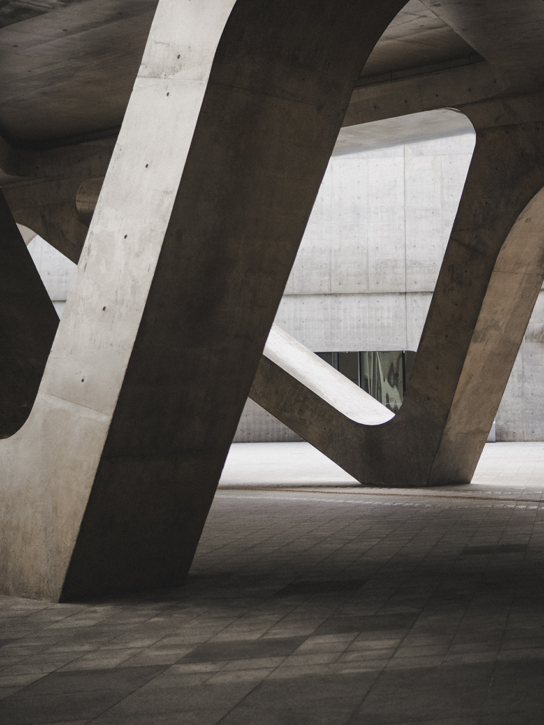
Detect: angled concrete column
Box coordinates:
(251, 93, 544, 486)
(0, 0, 408, 601)
(0, 191, 59, 436)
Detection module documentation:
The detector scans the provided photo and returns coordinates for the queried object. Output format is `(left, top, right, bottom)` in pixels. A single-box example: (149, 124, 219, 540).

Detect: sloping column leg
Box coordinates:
(0, 0, 408, 601)
(251, 93, 544, 487)
(0, 191, 59, 436)
(428, 95, 544, 481)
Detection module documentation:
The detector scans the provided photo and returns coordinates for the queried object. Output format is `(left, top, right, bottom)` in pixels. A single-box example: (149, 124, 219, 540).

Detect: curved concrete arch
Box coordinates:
(251, 92, 544, 486)
(0, 0, 410, 600)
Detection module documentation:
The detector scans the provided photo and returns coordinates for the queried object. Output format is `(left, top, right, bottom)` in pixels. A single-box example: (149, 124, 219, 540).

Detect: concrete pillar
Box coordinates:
(0, 0, 408, 601)
(251, 92, 544, 485)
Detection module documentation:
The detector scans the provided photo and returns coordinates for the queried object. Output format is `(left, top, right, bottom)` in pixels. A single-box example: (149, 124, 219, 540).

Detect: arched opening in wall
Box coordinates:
(234, 108, 476, 442)
(17, 225, 77, 319)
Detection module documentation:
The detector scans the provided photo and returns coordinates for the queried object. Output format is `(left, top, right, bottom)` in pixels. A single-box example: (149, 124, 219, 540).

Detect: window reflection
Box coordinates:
(316, 350, 416, 413)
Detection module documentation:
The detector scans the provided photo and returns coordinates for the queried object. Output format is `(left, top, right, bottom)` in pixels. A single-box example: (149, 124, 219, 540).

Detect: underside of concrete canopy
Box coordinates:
(1, 0, 544, 600)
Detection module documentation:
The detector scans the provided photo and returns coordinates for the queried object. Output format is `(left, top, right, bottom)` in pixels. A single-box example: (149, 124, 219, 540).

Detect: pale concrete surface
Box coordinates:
(262, 326, 394, 427)
(26, 234, 76, 318)
(220, 441, 544, 491)
(2, 442, 544, 723)
(221, 442, 359, 487)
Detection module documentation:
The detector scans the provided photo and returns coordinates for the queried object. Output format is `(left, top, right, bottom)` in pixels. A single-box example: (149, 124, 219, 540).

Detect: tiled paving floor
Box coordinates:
(2, 442, 544, 724)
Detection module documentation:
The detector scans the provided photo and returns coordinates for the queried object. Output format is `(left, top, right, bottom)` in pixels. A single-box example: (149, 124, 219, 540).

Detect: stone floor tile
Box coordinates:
(206, 668, 274, 684)
(385, 655, 445, 669)
(337, 649, 394, 663)
(167, 661, 225, 674)
(0, 689, 132, 724)
(95, 682, 256, 718)
(179, 636, 305, 663)
(280, 651, 340, 666)
(0, 673, 47, 687)
(482, 658, 544, 713)
(21, 665, 165, 695)
(222, 656, 285, 670)
(220, 697, 361, 725)
(266, 663, 341, 679)
(442, 651, 498, 665)
(119, 652, 186, 667)
(58, 650, 144, 672)
(393, 644, 450, 658)
(0, 687, 23, 700)
(356, 662, 494, 722)
(479, 711, 544, 725)
(93, 710, 227, 725)
(140, 672, 213, 688)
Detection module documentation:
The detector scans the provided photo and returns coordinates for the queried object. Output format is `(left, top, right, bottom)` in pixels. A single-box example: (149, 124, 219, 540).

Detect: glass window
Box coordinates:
(317, 350, 416, 414)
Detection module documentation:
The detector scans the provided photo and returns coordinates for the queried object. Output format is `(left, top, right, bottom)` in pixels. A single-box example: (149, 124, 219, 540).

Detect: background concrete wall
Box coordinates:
(26, 234, 76, 318)
(235, 130, 544, 443)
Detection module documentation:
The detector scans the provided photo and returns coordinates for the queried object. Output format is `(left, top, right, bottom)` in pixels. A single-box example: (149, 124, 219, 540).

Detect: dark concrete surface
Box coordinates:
(2, 476, 544, 723)
(0, 190, 58, 436)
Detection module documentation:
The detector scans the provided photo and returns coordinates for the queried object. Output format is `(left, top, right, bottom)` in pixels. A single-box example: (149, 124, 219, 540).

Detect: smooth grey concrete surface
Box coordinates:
(334, 108, 474, 153)
(26, 235, 76, 319)
(2, 442, 544, 724)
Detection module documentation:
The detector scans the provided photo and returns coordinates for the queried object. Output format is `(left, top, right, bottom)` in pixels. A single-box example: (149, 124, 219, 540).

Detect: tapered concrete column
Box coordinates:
(250, 92, 544, 486)
(0, 191, 59, 436)
(0, 0, 408, 600)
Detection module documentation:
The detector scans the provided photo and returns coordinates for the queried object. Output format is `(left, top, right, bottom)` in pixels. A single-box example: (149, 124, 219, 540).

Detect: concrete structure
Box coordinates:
(238, 120, 544, 444)
(26, 126, 542, 446)
(1, 0, 544, 602)
(236, 120, 477, 442)
(249, 10, 544, 487)
(0, 0, 411, 601)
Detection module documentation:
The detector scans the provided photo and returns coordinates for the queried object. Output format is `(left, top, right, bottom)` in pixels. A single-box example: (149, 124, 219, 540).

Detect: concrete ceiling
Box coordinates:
(0, 0, 485, 146)
(359, 0, 482, 84)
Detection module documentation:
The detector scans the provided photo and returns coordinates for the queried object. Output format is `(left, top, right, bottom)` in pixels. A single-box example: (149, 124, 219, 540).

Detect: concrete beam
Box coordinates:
(0, 51, 507, 260)
(2, 137, 115, 262)
(421, 0, 544, 93)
